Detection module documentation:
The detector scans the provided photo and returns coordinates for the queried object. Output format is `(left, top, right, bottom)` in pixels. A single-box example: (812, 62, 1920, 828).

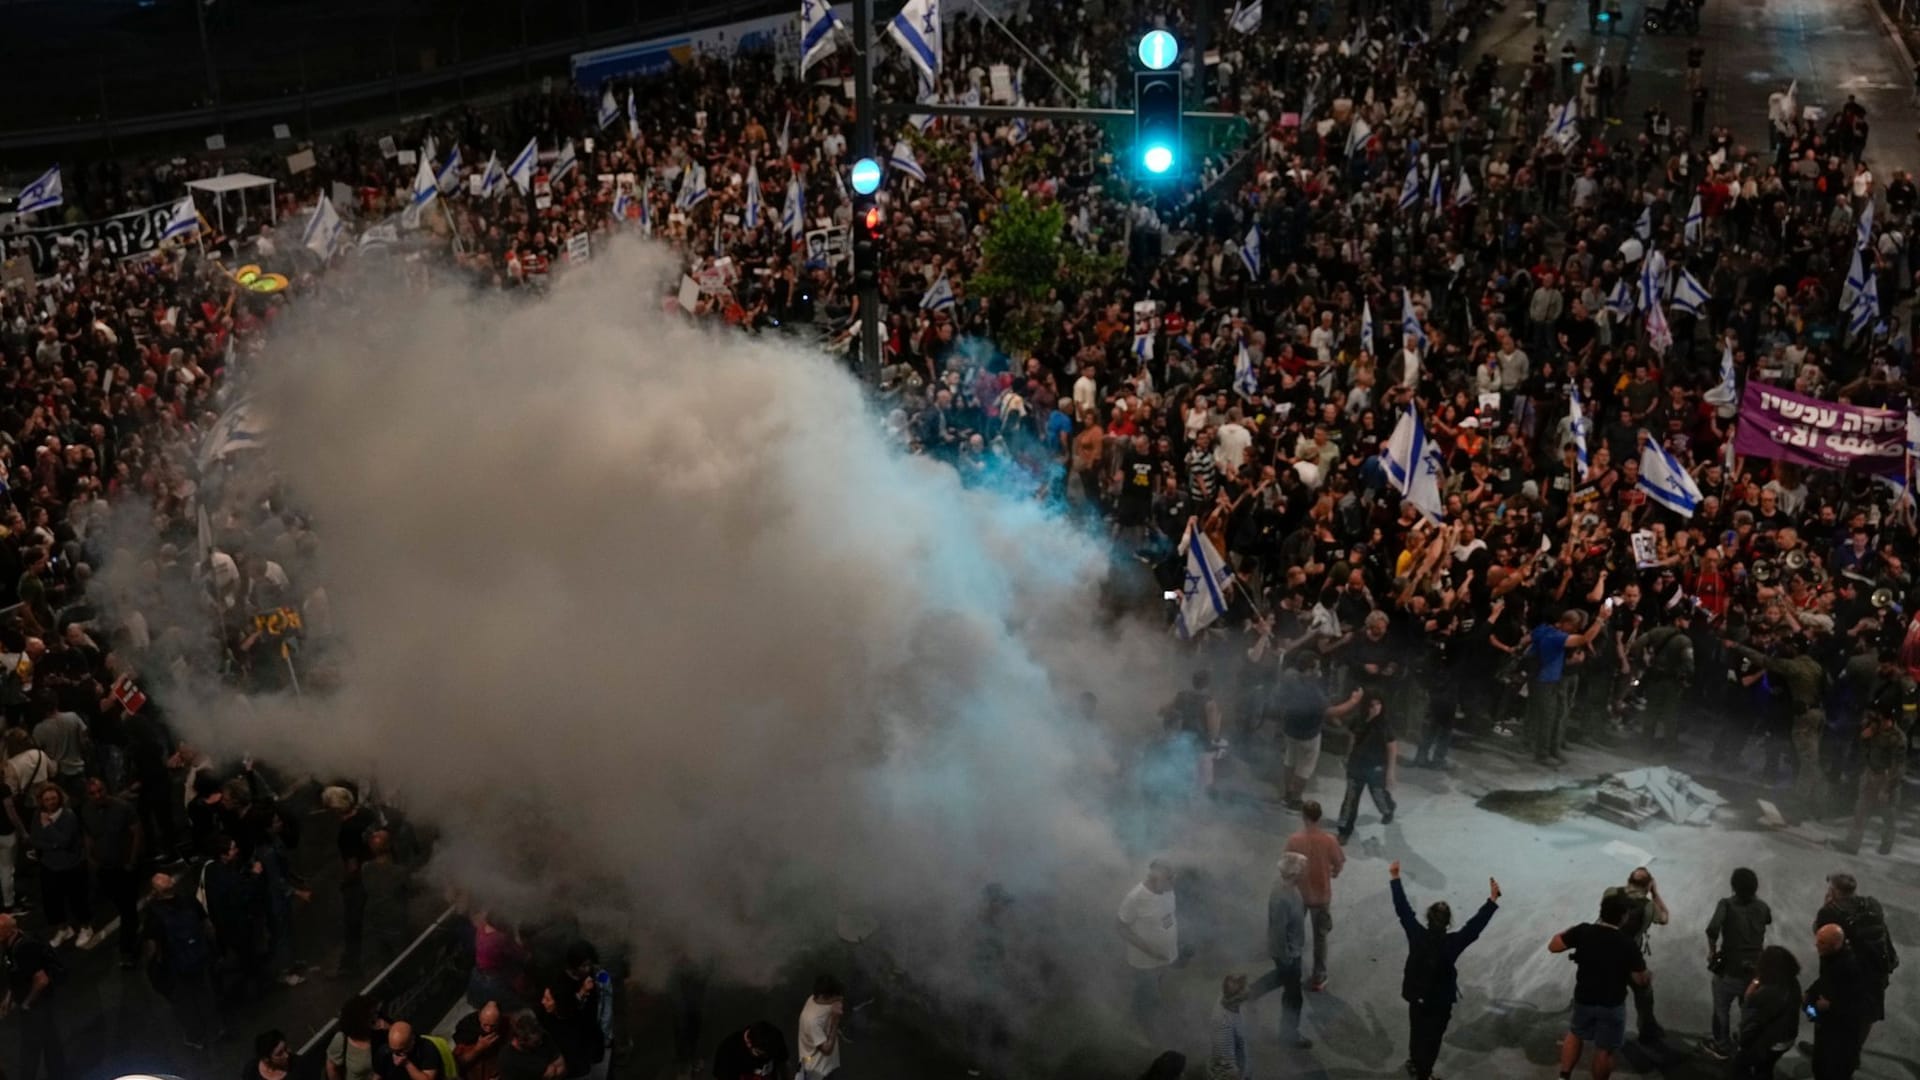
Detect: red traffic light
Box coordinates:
(863, 206, 883, 231)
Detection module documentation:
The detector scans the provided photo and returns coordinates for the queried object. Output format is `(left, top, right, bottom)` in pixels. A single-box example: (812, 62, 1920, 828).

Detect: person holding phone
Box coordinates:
(1730, 946, 1801, 1079)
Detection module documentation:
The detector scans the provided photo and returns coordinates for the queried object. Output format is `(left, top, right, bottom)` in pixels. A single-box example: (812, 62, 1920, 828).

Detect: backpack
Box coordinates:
(1836, 897, 1900, 979)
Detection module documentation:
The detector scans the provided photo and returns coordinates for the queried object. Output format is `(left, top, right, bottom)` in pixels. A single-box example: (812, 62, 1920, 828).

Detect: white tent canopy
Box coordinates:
(186, 173, 278, 231)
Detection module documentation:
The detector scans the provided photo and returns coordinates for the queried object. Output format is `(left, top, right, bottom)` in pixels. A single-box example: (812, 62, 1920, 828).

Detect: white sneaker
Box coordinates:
(73, 928, 95, 949)
(49, 928, 73, 948)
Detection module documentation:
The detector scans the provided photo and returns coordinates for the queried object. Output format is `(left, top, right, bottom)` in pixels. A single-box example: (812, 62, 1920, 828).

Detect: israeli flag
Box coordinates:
(552, 139, 578, 183)
(436, 143, 464, 195)
(1569, 385, 1591, 473)
(1857, 199, 1874, 254)
(1635, 205, 1652, 241)
(1386, 405, 1446, 522)
(1234, 338, 1259, 398)
(1639, 441, 1702, 517)
(744, 164, 763, 230)
(783, 175, 805, 239)
(1842, 247, 1867, 315)
(1346, 117, 1372, 157)
(402, 153, 438, 228)
(507, 137, 539, 195)
(1133, 329, 1155, 361)
(161, 196, 201, 243)
(1850, 271, 1879, 339)
(1360, 299, 1375, 354)
(627, 90, 640, 141)
(1704, 341, 1738, 407)
(479, 152, 506, 199)
(970, 138, 986, 183)
(677, 162, 709, 209)
(302, 193, 344, 259)
(1548, 98, 1579, 149)
(598, 87, 619, 130)
(889, 139, 926, 183)
(888, 0, 942, 84)
(1682, 194, 1702, 245)
(15, 166, 62, 215)
(921, 273, 956, 310)
(1399, 162, 1422, 210)
(801, 0, 844, 75)
(777, 112, 791, 157)
(1454, 167, 1475, 205)
(1175, 520, 1233, 640)
(1010, 115, 1030, 145)
(1239, 223, 1261, 277)
(612, 185, 633, 226)
(1637, 248, 1667, 312)
(1646, 296, 1674, 355)
(1402, 290, 1428, 352)
(1229, 0, 1264, 33)
(1670, 269, 1711, 317)
(1606, 277, 1634, 322)
(1429, 166, 1445, 209)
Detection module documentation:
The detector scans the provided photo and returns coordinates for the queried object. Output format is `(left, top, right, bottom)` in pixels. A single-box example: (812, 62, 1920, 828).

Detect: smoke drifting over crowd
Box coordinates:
(164, 243, 1179, 1024)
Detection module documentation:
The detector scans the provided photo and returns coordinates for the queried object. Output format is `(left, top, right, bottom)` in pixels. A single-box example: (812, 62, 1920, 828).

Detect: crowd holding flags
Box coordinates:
(888, 0, 942, 84)
(1239, 224, 1261, 277)
(479, 152, 506, 199)
(1569, 385, 1592, 473)
(1175, 520, 1232, 639)
(1639, 441, 1702, 518)
(920, 274, 956, 311)
(889, 139, 926, 184)
(15, 166, 62, 215)
(401, 153, 438, 229)
(161, 196, 202, 244)
(1234, 337, 1259, 399)
(507, 137, 539, 195)
(800, 0, 844, 75)
(743, 164, 763, 230)
(783, 173, 806, 240)
(303, 193, 345, 258)
(435, 144, 464, 195)
(1386, 404, 1446, 523)
(597, 87, 620, 131)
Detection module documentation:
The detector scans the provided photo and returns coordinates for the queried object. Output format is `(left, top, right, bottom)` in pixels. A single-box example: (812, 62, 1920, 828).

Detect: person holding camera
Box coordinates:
(1701, 867, 1772, 1060)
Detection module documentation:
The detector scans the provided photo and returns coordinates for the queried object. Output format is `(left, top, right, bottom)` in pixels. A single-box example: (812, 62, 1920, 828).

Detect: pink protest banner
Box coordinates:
(1732, 381, 1905, 476)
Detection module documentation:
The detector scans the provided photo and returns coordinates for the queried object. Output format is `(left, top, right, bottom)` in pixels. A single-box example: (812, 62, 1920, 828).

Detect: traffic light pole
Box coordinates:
(851, 0, 882, 381)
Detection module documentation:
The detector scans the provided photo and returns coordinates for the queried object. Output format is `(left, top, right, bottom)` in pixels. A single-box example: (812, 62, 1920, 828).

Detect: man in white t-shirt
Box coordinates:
(1215, 409, 1253, 474)
(1118, 859, 1179, 1037)
(795, 974, 844, 1080)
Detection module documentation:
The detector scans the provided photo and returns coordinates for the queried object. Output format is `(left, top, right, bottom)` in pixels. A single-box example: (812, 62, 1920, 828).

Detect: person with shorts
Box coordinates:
(1548, 892, 1648, 1080)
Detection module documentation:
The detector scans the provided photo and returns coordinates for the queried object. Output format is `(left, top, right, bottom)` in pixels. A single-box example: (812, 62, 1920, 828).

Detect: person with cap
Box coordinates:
(1389, 860, 1500, 1080)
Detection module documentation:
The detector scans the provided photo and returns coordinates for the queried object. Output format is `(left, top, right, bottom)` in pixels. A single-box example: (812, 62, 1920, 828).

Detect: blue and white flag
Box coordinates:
(1606, 277, 1634, 322)
(1842, 247, 1867, 315)
(302, 193, 344, 259)
(1646, 294, 1673, 355)
(1234, 338, 1259, 398)
(777, 112, 791, 157)
(1175, 520, 1232, 639)
(970, 138, 986, 183)
(402, 153, 438, 228)
(15, 166, 62, 215)
(1360, 300, 1375, 354)
(479, 152, 506, 199)
(1402, 290, 1428, 352)
(1398, 161, 1421, 210)
(1429, 166, 1445, 209)
(1669, 268, 1711, 317)
(920, 273, 956, 310)
(888, 139, 926, 183)
(1454, 167, 1476, 205)
(1386, 405, 1447, 522)
(744, 163, 763, 230)
(677, 162, 709, 209)
(1639, 441, 1702, 517)
(1857, 199, 1874, 254)
(1850, 271, 1880, 339)
(888, 0, 942, 84)
(1133, 328, 1155, 361)
(1009, 115, 1030, 145)
(551, 139, 578, 182)
(161, 196, 201, 243)
(1704, 340, 1737, 407)
(612, 185, 633, 227)
(1682, 194, 1702, 245)
(1346, 117, 1373, 157)
(783, 174, 805, 239)
(638, 180, 653, 237)
(1569, 384, 1591, 473)
(1229, 0, 1264, 33)
(1634, 205, 1652, 242)
(1637, 248, 1667, 312)
(627, 90, 641, 141)
(1239, 223, 1261, 277)
(801, 0, 844, 75)
(507, 137, 539, 195)
(1548, 97, 1579, 150)
(598, 87, 619, 130)
(435, 143, 464, 195)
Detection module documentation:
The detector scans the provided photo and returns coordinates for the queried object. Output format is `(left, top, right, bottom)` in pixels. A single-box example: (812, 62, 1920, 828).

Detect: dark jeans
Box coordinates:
(38, 865, 87, 929)
(1249, 956, 1304, 1041)
(1407, 999, 1453, 1079)
(17, 998, 65, 1080)
(1732, 1045, 1787, 1079)
(1337, 765, 1395, 836)
(167, 968, 221, 1045)
(1811, 1015, 1864, 1079)
(338, 878, 365, 974)
(95, 865, 140, 959)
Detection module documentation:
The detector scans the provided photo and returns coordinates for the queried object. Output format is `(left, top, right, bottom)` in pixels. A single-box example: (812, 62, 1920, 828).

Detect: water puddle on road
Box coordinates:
(1475, 785, 1596, 825)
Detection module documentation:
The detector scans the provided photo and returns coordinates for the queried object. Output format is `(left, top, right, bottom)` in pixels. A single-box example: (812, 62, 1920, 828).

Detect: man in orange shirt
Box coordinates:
(1283, 800, 1346, 991)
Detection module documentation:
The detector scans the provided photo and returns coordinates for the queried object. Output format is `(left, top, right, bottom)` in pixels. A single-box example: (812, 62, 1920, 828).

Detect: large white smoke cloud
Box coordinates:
(161, 243, 1189, 1036)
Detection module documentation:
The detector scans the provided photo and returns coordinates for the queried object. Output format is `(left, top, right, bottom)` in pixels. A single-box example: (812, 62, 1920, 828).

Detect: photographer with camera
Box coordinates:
(1701, 868, 1772, 1060)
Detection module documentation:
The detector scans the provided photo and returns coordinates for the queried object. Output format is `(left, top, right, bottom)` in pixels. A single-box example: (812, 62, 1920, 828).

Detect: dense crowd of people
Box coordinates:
(1, 0, 1918, 1076)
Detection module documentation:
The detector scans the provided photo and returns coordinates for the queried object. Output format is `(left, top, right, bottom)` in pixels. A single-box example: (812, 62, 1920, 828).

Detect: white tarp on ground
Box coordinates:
(1592, 766, 1726, 828)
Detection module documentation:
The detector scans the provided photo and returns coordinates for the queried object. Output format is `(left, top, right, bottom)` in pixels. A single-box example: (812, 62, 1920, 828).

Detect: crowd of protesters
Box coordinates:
(2, 0, 1919, 1076)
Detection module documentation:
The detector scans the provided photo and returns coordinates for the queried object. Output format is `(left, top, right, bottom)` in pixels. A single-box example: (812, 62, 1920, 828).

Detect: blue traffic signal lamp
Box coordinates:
(1134, 69, 1182, 177)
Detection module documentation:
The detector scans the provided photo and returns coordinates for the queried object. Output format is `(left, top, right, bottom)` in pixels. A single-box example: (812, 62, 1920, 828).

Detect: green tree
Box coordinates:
(970, 190, 1120, 355)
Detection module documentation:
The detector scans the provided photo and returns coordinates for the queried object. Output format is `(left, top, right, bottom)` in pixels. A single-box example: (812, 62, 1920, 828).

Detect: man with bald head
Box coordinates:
(453, 1001, 505, 1080)
(376, 1020, 442, 1080)
(1806, 924, 1869, 1079)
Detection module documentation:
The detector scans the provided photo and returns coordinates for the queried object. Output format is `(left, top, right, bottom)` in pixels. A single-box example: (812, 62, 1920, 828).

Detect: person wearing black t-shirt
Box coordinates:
(1549, 892, 1649, 1080)
(712, 1020, 788, 1080)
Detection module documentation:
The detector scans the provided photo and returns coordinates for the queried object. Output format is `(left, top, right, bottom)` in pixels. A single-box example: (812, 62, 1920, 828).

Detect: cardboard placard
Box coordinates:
(469, 174, 486, 196)
(205, 133, 227, 150)
(678, 274, 701, 312)
(286, 149, 317, 174)
(1631, 530, 1659, 569)
(990, 64, 1014, 104)
(273, 123, 292, 140)
(397, 150, 417, 165)
(568, 232, 590, 263)
(379, 136, 398, 158)
(804, 225, 849, 265)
